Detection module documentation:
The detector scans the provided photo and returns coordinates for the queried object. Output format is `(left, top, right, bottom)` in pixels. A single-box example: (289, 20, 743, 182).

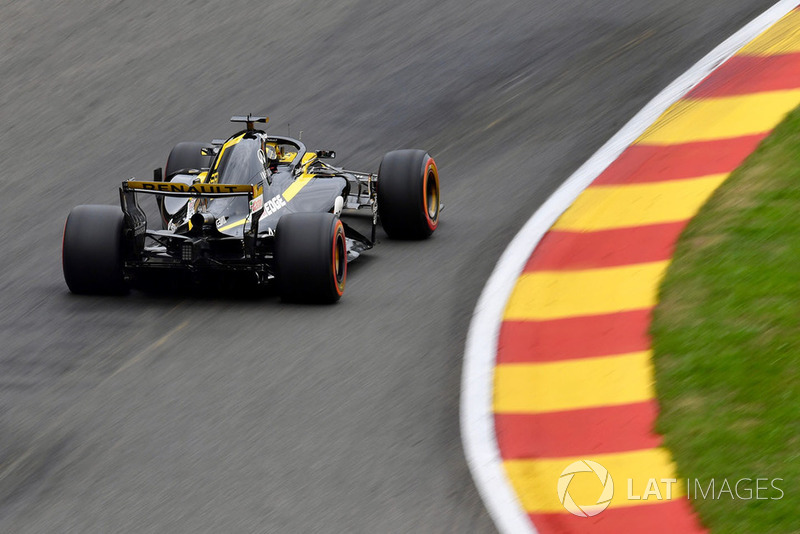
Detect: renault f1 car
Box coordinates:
(62, 115, 440, 302)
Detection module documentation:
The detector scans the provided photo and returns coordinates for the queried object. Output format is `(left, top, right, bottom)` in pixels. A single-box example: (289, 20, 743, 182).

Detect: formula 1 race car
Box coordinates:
(62, 115, 440, 302)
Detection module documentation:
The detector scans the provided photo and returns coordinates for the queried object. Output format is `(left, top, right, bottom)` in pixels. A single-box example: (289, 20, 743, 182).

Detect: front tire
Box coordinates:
(275, 213, 347, 303)
(376, 149, 440, 239)
(62, 205, 128, 295)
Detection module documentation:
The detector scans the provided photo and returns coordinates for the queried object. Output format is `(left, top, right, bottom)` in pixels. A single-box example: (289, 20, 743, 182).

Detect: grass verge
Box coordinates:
(651, 106, 800, 533)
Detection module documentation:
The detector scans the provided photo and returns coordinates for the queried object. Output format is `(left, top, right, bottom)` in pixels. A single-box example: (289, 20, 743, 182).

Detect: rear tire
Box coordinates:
(161, 142, 214, 226)
(62, 205, 128, 295)
(275, 213, 347, 303)
(376, 149, 440, 239)
(165, 141, 214, 178)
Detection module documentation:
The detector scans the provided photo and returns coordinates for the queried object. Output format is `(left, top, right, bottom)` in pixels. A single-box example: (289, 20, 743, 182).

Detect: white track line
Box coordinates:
(460, 2, 800, 533)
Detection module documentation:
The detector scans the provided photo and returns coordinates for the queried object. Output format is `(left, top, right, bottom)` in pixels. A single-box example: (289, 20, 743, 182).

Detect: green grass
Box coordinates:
(651, 106, 800, 534)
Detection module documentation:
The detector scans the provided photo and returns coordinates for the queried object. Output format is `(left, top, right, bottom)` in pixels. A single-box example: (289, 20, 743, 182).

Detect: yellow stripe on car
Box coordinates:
(209, 133, 246, 182)
(217, 173, 315, 232)
(282, 174, 314, 202)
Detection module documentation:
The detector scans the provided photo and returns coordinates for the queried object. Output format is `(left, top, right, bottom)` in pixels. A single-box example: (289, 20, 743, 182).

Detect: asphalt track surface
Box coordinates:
(0, 1, 774, 532)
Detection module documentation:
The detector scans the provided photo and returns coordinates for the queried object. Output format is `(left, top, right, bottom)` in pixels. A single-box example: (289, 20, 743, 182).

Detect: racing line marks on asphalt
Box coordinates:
(103, 319, 190, 383)
(462, 2, 800, 534)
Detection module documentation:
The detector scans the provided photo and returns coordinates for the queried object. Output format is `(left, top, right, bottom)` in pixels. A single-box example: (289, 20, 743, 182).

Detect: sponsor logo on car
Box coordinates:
(249, 194, 263, 213)
(263, 194, 287, 217)
(127, 181, 254, 195)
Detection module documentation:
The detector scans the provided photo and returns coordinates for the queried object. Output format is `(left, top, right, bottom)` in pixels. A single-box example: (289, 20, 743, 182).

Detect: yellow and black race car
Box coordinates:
(62, 115, 440, 302)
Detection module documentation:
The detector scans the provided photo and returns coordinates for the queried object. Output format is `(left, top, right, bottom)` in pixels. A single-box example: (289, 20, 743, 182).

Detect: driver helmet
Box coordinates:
(262, 142, 281, 170)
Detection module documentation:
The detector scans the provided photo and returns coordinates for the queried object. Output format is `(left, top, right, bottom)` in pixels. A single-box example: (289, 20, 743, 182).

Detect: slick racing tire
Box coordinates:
(160, 142, 214, 227)
(376, 149, 440, 239)
(275, 213, 347, 303)
(165, 141, 214, 178)
(62, 205, 129, 295)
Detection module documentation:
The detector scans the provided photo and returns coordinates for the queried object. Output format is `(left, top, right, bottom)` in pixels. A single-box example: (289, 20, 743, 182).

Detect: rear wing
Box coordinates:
(123, 180, 260, 198)
(119, 180, 265, 252)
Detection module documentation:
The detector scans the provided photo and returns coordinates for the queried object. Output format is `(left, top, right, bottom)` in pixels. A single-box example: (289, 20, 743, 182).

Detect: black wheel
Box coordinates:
(160, 142, 214, 226)
(376, 149, 440, 239)
(275, 213, 347, 303)
(62, 205, 128, 295)
(165, 141, 214, 178)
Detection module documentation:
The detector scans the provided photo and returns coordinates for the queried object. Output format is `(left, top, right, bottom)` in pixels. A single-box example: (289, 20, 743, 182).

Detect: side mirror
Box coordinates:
(316, 150, 336, 159)
(201, 147, 218, 157)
